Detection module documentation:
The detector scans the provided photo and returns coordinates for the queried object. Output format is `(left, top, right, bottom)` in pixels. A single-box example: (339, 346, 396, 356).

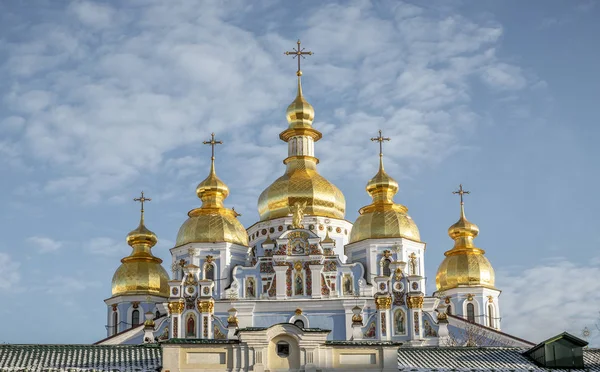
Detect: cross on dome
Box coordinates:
(452, 184, 470, 205)
(284, 39, 313, 76)
(133, 191, 151, 220)
(370, 129, 391, 158)
(203, 132, 223, 161)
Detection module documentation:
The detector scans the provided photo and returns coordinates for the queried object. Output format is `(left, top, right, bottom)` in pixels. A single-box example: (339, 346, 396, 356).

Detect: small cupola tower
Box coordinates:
(104, 192, 170, 337)
(435, 185, 501, 330)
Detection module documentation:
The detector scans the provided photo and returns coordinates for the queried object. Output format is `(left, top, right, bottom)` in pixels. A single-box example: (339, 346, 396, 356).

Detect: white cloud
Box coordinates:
(0, 1, 531, 204)
(42, 275, 101, 295)
(86, 237, 124, 257)
(26, 236, 63, 253)
(498, 258, 600, 346)
(0, 253, 20, 290)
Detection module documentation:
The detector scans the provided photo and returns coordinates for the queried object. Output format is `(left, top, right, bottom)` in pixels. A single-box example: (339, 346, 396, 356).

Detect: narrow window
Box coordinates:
(293, 320, 305, 329)
(155, 310, 160, 319)
(447, 305, 452, 315)
(467, 303, 475, 323)
(488, 304, 494, 328)
(113, 312, 119, 335)
(205, 264, 215, 281)
(186, 315, 195, 338)
(131, 309, 140, 327)
(382, 259, 391, 277)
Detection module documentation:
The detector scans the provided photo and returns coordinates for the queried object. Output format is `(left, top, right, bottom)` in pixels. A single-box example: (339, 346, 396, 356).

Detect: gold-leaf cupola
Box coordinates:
(258, 40, 345, 221)
(176, 133, 248, 247)
(349, 130, 420, 243)
(111, 192, 169, 297)
(436, 185, 496, 291)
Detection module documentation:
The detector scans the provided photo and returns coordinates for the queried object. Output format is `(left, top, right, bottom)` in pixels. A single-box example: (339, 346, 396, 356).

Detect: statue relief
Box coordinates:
(290, 201, 307, 229)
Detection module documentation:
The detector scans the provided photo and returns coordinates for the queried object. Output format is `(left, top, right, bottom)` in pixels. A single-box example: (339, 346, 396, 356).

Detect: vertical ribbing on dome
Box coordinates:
(196, 146, 229, 209)
(447, 187, 482, 254)
(366, 150, 399, 205)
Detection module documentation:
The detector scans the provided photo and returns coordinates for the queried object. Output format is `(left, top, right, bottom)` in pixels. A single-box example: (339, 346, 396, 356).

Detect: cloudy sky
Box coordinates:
(1, 0, 599, 345)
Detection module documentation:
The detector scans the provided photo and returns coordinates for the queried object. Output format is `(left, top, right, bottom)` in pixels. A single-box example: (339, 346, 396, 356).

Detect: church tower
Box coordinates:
(252, 40, 352, 256)
(167, 133, 249, 339)
(345, 131, 427, 344)
(105, 192, 170, 337)
(435, 185, 501, 330)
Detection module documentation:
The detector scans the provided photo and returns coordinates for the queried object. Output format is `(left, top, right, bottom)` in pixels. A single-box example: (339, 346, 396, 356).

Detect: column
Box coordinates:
(168, 301, 184, 338)
(407, 295, 424, 341)
(198, 299, 214, 339)
(274, 265, 288, 299)
(375, 295, 392, 341)
(310, 264, 323, 299)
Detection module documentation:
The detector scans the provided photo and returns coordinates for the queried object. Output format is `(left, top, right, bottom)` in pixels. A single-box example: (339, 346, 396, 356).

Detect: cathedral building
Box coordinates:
(2, 41, 598, 372)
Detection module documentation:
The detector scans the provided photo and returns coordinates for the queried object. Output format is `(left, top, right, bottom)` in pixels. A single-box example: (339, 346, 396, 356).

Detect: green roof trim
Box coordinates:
(161, 338, 239, 345)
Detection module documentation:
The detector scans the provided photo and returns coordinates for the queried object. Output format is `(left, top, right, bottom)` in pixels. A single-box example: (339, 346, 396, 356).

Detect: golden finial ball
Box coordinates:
(297, 70, 303, 76)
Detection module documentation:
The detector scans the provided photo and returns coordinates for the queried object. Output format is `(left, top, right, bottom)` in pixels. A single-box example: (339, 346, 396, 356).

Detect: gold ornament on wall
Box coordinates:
(198, 300, 215, 313)
(407, 296, 424, 309)
(467, 293, 474, 301)
(295, 308, 303, 315)
(375, 296, 392, 310)
(168, 301, 184, 314)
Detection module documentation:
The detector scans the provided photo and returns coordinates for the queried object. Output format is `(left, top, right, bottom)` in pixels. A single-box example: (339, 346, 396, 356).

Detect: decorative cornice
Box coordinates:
(168, 301, 184, 314)
(375, 296, 392, 310)
(407, 296, 424, 309)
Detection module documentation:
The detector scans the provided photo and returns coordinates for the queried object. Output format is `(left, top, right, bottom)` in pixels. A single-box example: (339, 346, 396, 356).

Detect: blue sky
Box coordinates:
(0, 0, 599, 345)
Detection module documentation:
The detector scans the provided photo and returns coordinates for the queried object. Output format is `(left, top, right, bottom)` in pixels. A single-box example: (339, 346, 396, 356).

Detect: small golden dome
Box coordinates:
(435, 188, 496, 292)
(112, 202, 169, 297)
(285, 76, 315, 128)
(176, 138, 248, 247)
(349, 150, 420, 243)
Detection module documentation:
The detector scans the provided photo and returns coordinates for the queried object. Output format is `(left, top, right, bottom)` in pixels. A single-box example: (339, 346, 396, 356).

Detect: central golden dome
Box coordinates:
(435, 191, 495, 291)
(176, 139, 248, 247)
(111, 204, 169, 297)
(349, 151, 420, 243)
(258, 75, 345, 221)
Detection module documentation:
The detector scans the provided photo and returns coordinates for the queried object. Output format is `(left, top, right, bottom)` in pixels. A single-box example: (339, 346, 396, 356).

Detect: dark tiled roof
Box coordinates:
(161, 338, 239, 345)
(397, 346, 600, 371)
(325, 340, 403, 346)
(0, 344, 161, 372)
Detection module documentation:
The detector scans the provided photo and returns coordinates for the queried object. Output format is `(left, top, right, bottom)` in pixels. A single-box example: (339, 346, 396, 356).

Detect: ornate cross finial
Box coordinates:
(452, 184, 470, 205)
(284, 40, 313, 76)
(203, 132, 223, 160)
(371, 129, 391, 158)
(134, 191, 151, 220)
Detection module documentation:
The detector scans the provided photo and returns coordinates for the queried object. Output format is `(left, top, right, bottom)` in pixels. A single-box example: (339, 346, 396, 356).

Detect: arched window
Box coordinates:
(466, 303, 475, 323)
(186, 315, 196, 338)
(488, 304, 494, 328)
(447, 305, 452, 315)
(382, 259, 391, 277)
(155, 310, 160, 319)
(131, 309, 140, 327)
(294, 320, 305, 329)
(205, 264, 215, 281)
(113, 312, 119, 335)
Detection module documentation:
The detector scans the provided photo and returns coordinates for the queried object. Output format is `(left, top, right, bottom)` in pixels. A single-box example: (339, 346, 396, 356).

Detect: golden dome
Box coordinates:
(435, 188, 496, 291)
(112, 202, 169, 297)
(349, 150, 420, 243)
(176, 137, 248, 247)
(285, 76, 315, 128)
(258, 157, 346, 220)
(258, 75, 345, 221)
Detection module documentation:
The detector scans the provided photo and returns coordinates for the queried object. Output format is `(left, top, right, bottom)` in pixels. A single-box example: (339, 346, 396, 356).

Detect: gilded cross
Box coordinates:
(203, 132, 223, 160)
(134, 191, 151, 214)
(371, 129, 391, 157)
(284, 40, 313, 76)
(452, 184, 470, 205)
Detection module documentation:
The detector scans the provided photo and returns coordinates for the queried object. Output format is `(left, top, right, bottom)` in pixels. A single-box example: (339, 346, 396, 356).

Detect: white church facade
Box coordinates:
(4, 41, 598, 372)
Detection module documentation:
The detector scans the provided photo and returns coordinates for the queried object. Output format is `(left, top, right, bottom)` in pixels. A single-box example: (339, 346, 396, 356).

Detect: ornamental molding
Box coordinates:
(198, 300, 215, 313)
(168, 301, 184, 314)
(407, 296, 424, 309)
(375, 296, 392, 310)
